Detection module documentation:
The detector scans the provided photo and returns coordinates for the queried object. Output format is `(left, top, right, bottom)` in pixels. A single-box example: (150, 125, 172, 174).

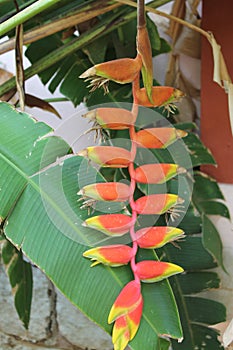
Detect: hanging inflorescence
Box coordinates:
(79, 15, 186, 350)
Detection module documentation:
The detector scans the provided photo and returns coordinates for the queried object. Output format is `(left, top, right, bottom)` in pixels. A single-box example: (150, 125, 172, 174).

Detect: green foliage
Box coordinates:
(1, 239, 33, 329)
(192, 172, 230, 271)
(0, 102, 183, 349)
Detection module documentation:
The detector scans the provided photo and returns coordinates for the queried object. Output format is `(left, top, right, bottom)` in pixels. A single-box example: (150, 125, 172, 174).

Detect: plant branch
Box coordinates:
(0, 0, 121, 55)
(116, 0, 210, 39)
(0, 0, 171, 98)
(0, 0, 62, 38)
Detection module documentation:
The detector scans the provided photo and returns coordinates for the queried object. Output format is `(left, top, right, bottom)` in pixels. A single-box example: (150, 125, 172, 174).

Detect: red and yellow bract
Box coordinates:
(133, 163, 185, 184)
(135, 194, 183, 215)
(134, 127, 187, 149)
(78, 146, 132, 168)
(83, 245, 133, 267)
(135, 226, 184, 249)
(79, 182, 131, 202)
(80, 56, 142, 84)
(83, 214, 133, 236)
(108, 280, 142, 323)
(136, 86, 184, 107)
(136, 260, 184, 283)
(112, 298, 143, 350)
(83, 108, 136, 130)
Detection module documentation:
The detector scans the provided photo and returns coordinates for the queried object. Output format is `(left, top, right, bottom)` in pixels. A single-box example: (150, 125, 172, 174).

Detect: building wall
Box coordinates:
(201, 0, 233, 183)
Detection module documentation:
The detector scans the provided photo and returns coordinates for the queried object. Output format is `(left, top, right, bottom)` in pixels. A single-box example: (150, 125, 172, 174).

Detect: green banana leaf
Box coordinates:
(0, 102, 183, 350)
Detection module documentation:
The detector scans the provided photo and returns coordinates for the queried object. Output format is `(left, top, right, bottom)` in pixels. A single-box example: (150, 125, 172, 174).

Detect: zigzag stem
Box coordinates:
(128, 93, 139, 283)
(128, 73, 144, 285)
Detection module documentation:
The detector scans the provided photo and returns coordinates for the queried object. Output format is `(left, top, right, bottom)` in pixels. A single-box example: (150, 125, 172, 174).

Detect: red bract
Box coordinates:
(112, 298, 143, 350)
(136, 86, 184, 107)
(83, 214, 133, 236)
(83, 245, 133, 267)
(136, 260, 184, 282)
(135, 226, 184, 249)
(133, 163, 186, 184)
(108, 280, 142, 323)
(78, 146, 132, 168)
(134, 127, 187, 149)
(80, 56, 142, 93)
(135, 194, 184, 215)
(79, 182, 131, 202)
(82, 108, 135, 130)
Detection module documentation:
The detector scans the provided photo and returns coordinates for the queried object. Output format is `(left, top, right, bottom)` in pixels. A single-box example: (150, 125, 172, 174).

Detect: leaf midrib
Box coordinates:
(0, 150, 90, 244)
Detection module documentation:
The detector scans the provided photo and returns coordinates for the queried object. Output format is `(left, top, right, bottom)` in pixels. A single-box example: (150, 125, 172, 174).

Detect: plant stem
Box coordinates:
(137, 0, 146, 28)
(0, 0, 62, 37)
(128, 77, 140, 283)
(44, 97, 69, 103)
(116, 0, 210, 39)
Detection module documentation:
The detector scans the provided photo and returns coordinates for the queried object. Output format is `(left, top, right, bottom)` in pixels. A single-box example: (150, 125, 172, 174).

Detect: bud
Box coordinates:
(136, 260, 184, 283)
(83, 214, 133, 236)
(134, 128, 187, 149)
(136, 86, 184, 107)
(134, 194, 184, 215)
(78, 182, 131, 202)
(133, 163, 186, 184)
(108, 280, 142, 324)
(135, 226, 184, 249)
(137, 27, 153, 102)
(83, 245, 133, 267)
(112, 298, 143, 350)
(82, 108, 135, 130)
(78, 146, 132, 168)
(80, 56, 142, 92)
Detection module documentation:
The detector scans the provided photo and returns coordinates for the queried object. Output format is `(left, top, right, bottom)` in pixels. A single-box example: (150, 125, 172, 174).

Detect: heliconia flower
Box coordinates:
(135, 260, 184, 283)
(135, 226, 185, 249)
(134, 128, 187, 149)
(136, 86, 184, 108)
(82, 214, 133, 236)
(112, 298, 143, 350)
(79, 56, 142, 93)
(78, 182, 132, 202)
(108, 280, 142, 324)
(82, 108, 136, 130)
(83, 245, 133, 267)
(78, 146, 132, 168)
(133, 163, 186, 184)
(137, 27, 153, 103)
(134, 194, 184, 215)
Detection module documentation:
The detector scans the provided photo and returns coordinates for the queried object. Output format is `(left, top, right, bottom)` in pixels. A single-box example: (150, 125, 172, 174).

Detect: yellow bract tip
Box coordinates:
(79, 67, 96, 79)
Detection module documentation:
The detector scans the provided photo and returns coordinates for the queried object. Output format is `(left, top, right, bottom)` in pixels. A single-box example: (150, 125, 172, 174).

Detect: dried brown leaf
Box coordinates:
(15, 23, 25, 111)
(25, 94, 61, 119)
(0, 68, 17, 102)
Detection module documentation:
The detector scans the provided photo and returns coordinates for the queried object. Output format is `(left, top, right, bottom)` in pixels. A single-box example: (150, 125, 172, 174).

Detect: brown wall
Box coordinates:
(201, 0, 233, 183)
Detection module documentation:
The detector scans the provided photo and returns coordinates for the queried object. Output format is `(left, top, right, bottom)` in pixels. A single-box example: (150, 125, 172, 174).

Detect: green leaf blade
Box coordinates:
(2, 240, 33, 329)
(0, 104, 183, 349)
(202, 214, 225, 271)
